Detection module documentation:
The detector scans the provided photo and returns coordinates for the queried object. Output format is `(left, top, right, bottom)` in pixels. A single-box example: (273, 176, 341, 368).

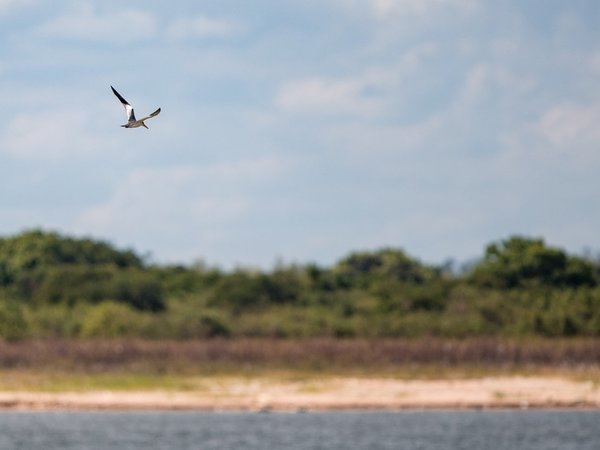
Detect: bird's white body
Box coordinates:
(111, 86, 161, 129)
(121, 120, 151, 129)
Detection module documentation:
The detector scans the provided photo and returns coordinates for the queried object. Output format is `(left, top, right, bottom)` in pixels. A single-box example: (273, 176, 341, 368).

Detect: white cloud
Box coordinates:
(78, 168, 246, 232)
(75, 157, 287, 245)
(316, 61, 492, 159)
(0, 108, 113, 159)
(275, 45, 435, 117)
(536, 103, 600, 150)
(375, 0, 478, 17)
(166, 16, 241, 40)
(36, 4, 157, 43)
(0, 0, 37, 15)
(335, 0, 479, 19)
(276, 76, 383, 117)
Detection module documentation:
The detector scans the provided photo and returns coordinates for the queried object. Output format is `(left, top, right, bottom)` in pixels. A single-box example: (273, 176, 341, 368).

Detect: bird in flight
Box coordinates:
(111, 86, 161, 129)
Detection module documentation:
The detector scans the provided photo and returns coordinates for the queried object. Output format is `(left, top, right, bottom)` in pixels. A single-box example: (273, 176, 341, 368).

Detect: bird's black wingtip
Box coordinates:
(111, 86, 130, 105)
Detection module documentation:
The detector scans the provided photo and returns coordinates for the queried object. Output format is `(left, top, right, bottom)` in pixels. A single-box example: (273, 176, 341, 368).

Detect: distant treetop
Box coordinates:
(469, 236, 597, 289)
(0, 229, 143, 283)
(333, 248, 440, 288)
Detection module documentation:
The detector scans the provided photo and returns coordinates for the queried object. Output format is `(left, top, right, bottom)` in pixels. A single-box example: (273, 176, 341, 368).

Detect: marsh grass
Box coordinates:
(0, 370, 200, 392)
(0, 338, 599, 391)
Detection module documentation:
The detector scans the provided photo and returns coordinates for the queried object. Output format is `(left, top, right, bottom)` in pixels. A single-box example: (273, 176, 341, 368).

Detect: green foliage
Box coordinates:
(0, 229, 141, 281)
(110, 271, 164, 311)
(470, 236, 597, 288)
(0, 230, 162, 311)
(156, 264, 222, 296)
(333, 248, 439, 289)
(207, 268, 306, 311)
(234, 305, 360, 338)
(80, 301, 146, 338)
(372, 278, 450, 314)
(163, 298, 232, 339)
(24, 303, 88, 338)
(21, 265, 164, 311)
(177, 310, 231, 338)
(0, 295, 27, 341)
(1, 230, 600, 339)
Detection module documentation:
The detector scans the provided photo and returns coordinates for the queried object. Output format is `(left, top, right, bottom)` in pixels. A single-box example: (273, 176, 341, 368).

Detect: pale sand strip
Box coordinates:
(0, 377, 598, 411)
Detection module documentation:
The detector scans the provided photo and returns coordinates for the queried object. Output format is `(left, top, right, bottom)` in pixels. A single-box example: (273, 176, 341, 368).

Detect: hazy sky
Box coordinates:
(1, 0, 599, 268)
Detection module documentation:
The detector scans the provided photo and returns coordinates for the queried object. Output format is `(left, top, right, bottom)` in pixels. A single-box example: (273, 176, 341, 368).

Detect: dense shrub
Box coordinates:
(0, 296, 27, 341)
(26, 266, 165, 311)
(165, 299, 232, 339)
(207, 269, 305, 311)
(0, 229, 142, 277)
(470, 236, 597, 288)
(1, 230, 600, 338)
(80, 301, 147, 338)
(24, 303, 88, 338)
(333, 248, 439, 289)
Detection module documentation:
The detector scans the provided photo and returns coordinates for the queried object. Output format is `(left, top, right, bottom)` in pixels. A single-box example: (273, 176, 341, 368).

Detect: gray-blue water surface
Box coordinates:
(0, 411, 598, 450)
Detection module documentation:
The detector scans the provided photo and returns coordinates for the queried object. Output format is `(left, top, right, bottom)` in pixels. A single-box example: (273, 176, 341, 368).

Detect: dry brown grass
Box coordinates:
(1, 338, 599, 375)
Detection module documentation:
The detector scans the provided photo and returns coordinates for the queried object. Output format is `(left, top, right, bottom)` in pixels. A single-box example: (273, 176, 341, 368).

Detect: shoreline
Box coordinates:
(1, 376, 598, 412)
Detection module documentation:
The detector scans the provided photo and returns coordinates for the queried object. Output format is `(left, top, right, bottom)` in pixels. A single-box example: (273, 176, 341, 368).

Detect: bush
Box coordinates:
(110, 271, 164, 311)
(470, 236, 597, 288)
(333, 248, 439, 289)
(207, 269, 305, 311)
(24, 266, 164, 311)
(24, 303, 88, 338)
(80, 301, 148, 338)
(373, 279, 449, 314)
(0, 296, 27, 341)
(0, 229, 142, 279)
(165, 299, 231, 339)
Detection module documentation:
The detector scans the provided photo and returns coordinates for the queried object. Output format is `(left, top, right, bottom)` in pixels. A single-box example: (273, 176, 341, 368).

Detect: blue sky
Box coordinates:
(1, 0, 599, 268)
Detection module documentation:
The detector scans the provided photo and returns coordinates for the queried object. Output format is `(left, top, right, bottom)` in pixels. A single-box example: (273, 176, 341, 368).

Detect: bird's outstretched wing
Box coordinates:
(111, 86, 136, 122)
(139, 108, 161, 122)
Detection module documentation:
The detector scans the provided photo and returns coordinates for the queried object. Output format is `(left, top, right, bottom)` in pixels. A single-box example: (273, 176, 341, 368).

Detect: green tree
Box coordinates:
(207, 267, 308, 310)
(0, 230, 163, 310)
(0, 229, 142, 282)
(333, 248, 439, 289)
(470, 236, 597, 288)
(21, 265, 165, 311)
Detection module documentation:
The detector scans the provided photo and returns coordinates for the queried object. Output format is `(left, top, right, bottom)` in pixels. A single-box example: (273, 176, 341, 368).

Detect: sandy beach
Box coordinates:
(1, 376, 598, 411)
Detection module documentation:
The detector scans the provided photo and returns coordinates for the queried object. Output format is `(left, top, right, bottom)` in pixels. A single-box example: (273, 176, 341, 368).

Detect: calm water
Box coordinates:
(0, 411, 598, 450)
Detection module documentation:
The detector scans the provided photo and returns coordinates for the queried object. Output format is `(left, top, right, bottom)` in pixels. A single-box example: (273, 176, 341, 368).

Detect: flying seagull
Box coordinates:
(111, 86, 161, 129)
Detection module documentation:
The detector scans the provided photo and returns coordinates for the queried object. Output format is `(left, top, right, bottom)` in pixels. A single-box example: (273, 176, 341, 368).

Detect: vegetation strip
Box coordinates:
(1, 338, 599, 372)
(1, 231, 600, 340)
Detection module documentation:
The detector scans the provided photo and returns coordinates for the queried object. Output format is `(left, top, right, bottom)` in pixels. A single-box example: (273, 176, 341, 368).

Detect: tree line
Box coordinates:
(0, 229, 599, 340)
